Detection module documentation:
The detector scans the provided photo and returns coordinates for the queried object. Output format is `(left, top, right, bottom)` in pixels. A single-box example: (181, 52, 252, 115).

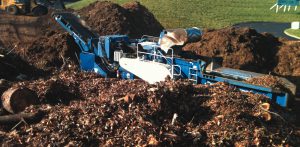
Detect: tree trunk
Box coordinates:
(1, 87, 38, 113)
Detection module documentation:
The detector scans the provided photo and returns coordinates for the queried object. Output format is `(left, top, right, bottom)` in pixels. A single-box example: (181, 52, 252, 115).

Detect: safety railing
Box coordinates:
(136, 43, 181, 78)
(140, 35, 160, 42)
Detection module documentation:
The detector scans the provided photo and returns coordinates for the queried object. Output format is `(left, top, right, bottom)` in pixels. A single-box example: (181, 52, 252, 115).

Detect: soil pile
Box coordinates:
(0, 47, 42, 80)
(274, 41, 300, 94)
(18, 31, 81, 71)
(0, 71, 298, 146)
(0, 14, 56, 48)
(0, 13, 79, 72)
(78, 1, 164, 38)
(182, 27, 280, 72)
(275, 42, 300, 76)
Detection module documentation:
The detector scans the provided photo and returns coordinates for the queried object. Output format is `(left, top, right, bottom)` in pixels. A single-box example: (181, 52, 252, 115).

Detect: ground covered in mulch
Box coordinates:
(0, 71, 298, 146)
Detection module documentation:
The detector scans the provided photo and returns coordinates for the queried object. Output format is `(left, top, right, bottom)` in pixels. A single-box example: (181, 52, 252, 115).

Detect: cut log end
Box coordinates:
(1, 87, 38, 113)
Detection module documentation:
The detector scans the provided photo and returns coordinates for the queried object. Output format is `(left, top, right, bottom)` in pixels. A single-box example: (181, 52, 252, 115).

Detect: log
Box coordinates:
(1, 87, 38, 113)
(0, 111, 42, 124)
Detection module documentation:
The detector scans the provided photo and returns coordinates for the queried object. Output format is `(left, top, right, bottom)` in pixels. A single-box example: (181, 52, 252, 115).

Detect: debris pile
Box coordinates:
(0, 71, 298, 146)
(0, 14, 55, 48)
(274, 42, 300, 76)
(78, 1, 164, 38)
(0, 48, 42, 80)
(246, 75, 286, 90)
(274, 41, 300, 94)
(20, 32, 80, 71)
(182, 27, 280, 72)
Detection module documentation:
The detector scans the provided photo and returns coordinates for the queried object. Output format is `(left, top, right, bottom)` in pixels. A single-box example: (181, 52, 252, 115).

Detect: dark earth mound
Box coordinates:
(0, 47, 43, 80)
(20, 31, 81, 71)
(182, 27, 280, 73)
(78, 1, 164, 38)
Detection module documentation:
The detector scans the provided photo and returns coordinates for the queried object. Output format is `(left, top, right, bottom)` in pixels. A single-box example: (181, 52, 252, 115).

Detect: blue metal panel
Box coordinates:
(79, 53, 108, 77)
(80, 53, 95, 71)
(278, 0, 300, 6)
(104, 35, 130, 62)
(276, 93, 288, 107)
(173, 58, 203, 78)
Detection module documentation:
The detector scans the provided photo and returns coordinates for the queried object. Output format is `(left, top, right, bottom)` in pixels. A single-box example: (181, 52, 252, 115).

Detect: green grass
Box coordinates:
(67, 0, 300, 29)
(285, 28, 300, 38)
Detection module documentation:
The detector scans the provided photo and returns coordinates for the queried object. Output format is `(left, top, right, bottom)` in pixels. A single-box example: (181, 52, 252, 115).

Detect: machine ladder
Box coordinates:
(188, 67, 198, 84)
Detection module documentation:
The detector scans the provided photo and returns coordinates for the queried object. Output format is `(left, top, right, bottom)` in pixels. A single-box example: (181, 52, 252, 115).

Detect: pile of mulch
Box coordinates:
(273, 41, 300, 94)
(274, 41, 300, 76)
(18, 31, 81, 71)
(78, 1, 164, 38)
(246, 75, 287, 91)
(0, 12, 78, 73)
(182, 27, 280, 73)
(0, 71, 298, 146)
(0, 48, 43, 80)
(0, 13, 57, 49)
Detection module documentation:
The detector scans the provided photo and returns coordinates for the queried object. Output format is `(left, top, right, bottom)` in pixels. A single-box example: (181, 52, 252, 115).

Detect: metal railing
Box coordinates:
(136, 43, 181, 78)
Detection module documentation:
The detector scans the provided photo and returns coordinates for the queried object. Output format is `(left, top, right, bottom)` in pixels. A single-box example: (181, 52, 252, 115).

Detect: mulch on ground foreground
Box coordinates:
(0, 71, 299, 146)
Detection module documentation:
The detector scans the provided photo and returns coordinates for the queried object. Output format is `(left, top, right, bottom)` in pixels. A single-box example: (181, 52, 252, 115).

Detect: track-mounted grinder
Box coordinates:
(52, 12, 296, 107)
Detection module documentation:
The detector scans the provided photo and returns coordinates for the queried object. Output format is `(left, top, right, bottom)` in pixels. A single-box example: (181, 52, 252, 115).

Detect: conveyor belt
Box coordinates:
(211, 67, 264, 79)
(205, 63, 296, 95)
(52, 12, 97, 42)
(205, 62, 264, 80)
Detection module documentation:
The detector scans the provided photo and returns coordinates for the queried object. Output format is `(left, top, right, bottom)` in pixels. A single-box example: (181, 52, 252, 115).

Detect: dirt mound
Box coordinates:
(274, 41, 300, 76)
(0, 71, 298, 146)
(274, 41, 300, 95)
(0, 14, 56, 48)
(0, 47, 43, 80)
(182, 27, 280, 72)
(15, 31, 81, 71)
(122, 2, 164, 38)
(78, 1, 164, 38)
